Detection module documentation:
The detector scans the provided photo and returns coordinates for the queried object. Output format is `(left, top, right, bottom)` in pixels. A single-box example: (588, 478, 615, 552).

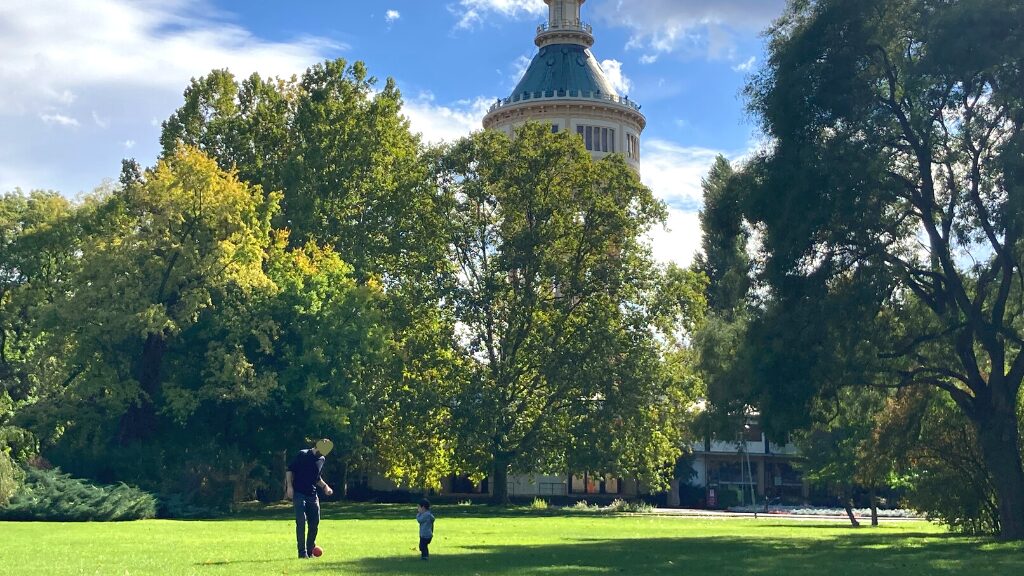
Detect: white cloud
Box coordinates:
(0, 0, 339, 194)
(639, 137, 765, 266)
(123, 140, 136, 149)
(732, 56, 756, 72)
(599, 59, 633, 96)
(595, 0, 785, 59)
(640, 139, 728, 266)
(92, 111, 110, 129)
(641, 139, 721, 211)
(453, 0, 547, 29)
(0, 0, 339, 114)
(386, 9, 401, 23)
(639, 54, 659, 65)
(403, 93, 493, 144)
(509, 55, 533, 88)
(650, 208, 703, 268)
(40, 113, 80, 127)
(44, 89, 77, 106)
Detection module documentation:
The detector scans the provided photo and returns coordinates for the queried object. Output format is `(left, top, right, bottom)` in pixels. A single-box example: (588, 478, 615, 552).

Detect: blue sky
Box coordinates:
(0, 0, 787, 265)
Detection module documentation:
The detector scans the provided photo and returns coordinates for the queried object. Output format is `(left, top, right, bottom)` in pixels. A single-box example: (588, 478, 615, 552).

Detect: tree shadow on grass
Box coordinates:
(753, 523, 960, 536)
(310, 532, 1024, 576)
(193, 558, 280, 566)
(226, 502, 614, 522)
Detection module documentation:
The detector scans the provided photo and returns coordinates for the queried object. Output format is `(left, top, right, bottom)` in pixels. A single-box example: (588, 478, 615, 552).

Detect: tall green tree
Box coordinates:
(0, 390, 27, 506)
(435, 124, 704, 503)
(691, 156, 755, 437)
(0, 190, 81, 483)
(741, 0, 1024, 538)
(160, 59, 442, 283)
(15, 147, 386, 507)
(19, 146, 277, 491)
(152, 239, 387, 505)
(693, 156, 750, 316)
(159, 60, 454, 491)
(0, 190, 78, 404)
(793, 386, 894, 527)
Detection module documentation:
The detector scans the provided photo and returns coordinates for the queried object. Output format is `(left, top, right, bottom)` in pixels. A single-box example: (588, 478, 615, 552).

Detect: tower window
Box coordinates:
(576, 125, 619, 153)
(626, 134, 640, 161)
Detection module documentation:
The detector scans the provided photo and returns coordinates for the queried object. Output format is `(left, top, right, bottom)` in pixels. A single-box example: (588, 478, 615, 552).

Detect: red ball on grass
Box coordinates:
(311, 546, 323, 557)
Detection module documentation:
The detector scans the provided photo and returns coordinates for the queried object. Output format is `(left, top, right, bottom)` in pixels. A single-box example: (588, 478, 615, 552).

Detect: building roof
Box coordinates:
(509, 43, 617, 99)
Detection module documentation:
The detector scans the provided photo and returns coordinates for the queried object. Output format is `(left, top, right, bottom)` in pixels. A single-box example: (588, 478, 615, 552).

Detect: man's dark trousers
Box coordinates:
(293, 492, 320, 555)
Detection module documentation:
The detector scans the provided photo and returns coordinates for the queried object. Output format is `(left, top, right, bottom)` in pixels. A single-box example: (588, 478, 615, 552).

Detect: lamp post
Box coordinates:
(742, 423, 758, 518)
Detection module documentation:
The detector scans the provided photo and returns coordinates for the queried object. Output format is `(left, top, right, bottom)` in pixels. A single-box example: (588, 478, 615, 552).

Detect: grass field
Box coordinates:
(3, 503, 1022, 575)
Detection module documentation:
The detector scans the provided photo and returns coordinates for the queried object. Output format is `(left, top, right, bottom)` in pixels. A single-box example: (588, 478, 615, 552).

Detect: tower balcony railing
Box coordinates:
(536, 20, 593, 35)
(487, 89, 642, 114)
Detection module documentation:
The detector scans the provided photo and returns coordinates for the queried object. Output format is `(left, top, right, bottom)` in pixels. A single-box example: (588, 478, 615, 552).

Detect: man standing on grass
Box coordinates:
(285, 438, 334, 559)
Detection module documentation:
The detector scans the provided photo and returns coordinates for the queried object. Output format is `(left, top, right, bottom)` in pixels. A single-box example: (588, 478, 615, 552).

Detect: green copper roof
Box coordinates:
(510, 44, 618, 98)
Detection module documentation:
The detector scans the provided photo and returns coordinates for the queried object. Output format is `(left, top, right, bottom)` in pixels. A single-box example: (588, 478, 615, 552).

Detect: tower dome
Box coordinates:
(482, 0, 645, 169)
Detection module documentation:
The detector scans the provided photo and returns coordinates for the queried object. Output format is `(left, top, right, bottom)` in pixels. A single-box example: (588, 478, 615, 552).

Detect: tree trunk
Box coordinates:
(977, 408, 1024, 540)
(668, 478, 681, 508)
(118, 334, 166, 444)
(337, 460, 349, 500)
(870, 488, 878, 527)
(490, 456, 510, 505)
(843, 490, 860, 527)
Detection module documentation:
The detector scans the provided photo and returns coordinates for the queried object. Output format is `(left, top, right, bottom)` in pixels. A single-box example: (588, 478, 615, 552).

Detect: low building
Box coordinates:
(686, 419, 806, 508)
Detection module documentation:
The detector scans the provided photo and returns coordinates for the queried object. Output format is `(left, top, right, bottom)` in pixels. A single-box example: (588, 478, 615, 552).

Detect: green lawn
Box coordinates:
(2, 503, 1021, 575)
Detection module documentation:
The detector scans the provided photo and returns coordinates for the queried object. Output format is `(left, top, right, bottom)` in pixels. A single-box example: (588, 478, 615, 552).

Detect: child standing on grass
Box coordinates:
(416, 498, 435, 560)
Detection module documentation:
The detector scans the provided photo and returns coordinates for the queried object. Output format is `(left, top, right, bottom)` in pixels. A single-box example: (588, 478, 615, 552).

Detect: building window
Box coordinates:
(626, 133, 640, 160)
(710, 461, 758, 487)
(569, 473, 621, 495)
(575, 125, 617, 153)
(551, 123, 559, 133)
(538, 481, 566, 496)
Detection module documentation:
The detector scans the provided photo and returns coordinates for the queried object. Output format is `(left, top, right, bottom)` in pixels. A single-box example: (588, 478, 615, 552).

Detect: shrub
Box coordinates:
(606, 498, 656, 513)
(678, 483, 705, 507)
(0, 468, 157, 521)
(0, 449, 23, 506)
(529, 497, 549, 510)
(156, 493, 224, 520)
(570, 500, 599, 511)
(716, 488, 740, 509)
(875, 388, 1004, 535)
(629, 500, 656, 513)
(0, 425, 38, 464)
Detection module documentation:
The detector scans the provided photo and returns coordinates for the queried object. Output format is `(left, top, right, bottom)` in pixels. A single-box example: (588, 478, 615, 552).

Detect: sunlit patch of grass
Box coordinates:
(1, 503, 1022, 575)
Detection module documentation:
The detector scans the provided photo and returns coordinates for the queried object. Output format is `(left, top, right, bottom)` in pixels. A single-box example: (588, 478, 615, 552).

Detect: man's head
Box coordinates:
(418, 498, 431, 511)
(314, 438, 334, 457)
